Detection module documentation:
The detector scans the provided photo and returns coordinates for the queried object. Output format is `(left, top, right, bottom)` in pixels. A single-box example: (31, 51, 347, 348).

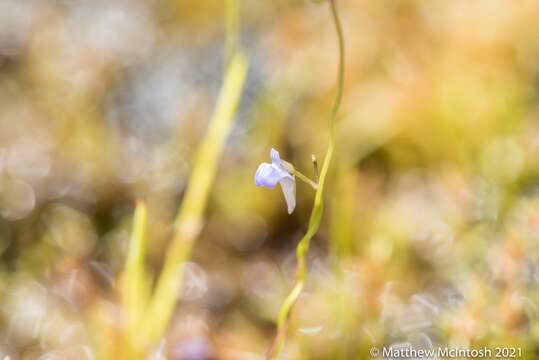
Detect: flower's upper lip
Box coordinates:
(270, 148, 281, 165)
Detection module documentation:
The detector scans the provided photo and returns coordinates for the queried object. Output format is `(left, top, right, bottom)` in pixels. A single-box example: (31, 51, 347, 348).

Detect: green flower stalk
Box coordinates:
(266, 0, 345, 358)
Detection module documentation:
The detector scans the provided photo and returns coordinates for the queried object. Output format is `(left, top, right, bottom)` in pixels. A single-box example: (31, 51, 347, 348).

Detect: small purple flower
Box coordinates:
(254, 148, 296, 214)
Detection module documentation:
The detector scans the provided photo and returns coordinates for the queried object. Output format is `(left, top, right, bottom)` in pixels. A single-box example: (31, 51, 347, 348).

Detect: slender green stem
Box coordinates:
(282, 159, 319, 190)
(329, 0, 345, 121)
(294, 169, 319, 190)
(266, 1, 345, 359)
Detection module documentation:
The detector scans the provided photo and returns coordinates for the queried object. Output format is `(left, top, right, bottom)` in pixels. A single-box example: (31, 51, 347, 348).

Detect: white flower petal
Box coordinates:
(279, 176, 296, 214)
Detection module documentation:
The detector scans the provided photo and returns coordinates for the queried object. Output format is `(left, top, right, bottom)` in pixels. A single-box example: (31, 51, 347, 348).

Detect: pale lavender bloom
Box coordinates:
(254, 148, 296, 214)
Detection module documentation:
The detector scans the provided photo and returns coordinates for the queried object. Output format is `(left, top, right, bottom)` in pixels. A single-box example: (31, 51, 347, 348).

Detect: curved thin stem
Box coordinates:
(329, 0, 345, 122)
(266, 1, 345, 359)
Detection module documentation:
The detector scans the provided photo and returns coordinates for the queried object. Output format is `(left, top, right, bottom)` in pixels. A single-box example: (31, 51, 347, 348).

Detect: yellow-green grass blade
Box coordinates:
(122, 200, 151, 345)
(142, 52, 249, 346)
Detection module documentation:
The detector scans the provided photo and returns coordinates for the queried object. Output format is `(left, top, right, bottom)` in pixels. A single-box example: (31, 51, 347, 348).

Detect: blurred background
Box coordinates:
(1, 0, 539, 358)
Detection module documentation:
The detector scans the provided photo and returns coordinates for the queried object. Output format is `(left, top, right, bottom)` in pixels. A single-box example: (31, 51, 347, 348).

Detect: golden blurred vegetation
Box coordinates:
(0, 0, 539, 359)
